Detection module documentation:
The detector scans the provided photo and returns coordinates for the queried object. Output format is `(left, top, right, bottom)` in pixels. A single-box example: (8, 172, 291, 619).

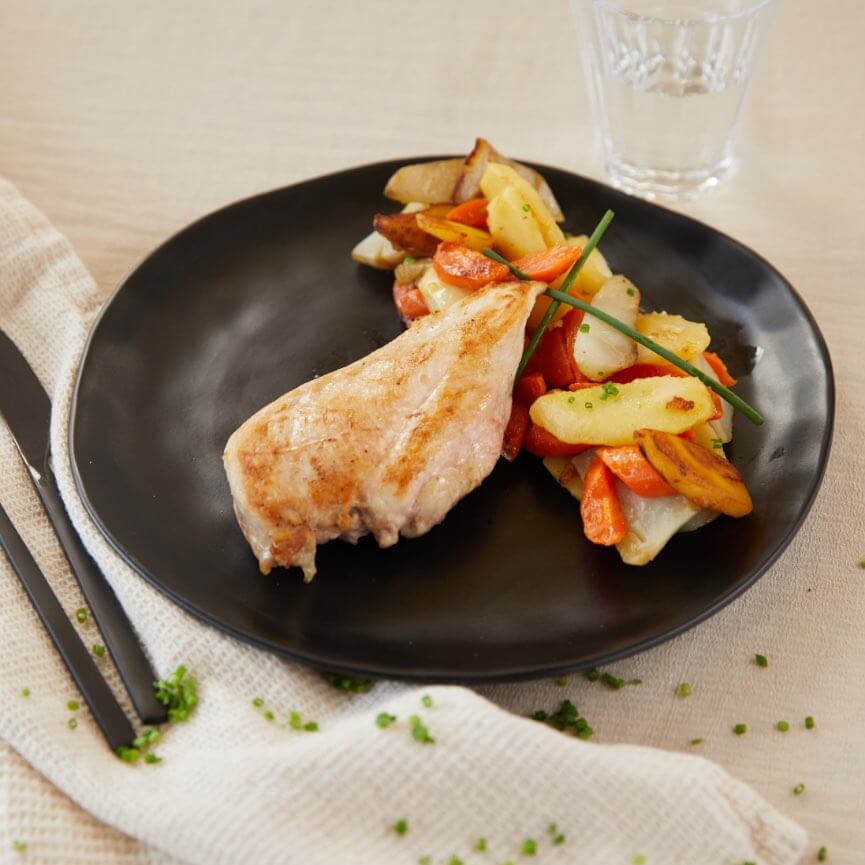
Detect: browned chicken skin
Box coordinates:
(223, 279, 544, 579)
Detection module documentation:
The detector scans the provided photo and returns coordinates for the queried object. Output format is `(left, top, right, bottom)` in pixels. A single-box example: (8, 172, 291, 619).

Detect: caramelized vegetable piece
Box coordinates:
(384, 158, 464, 204)
(502, 402, 530, 461)
(432, 242, 509, 290)
(515, 371, 547, 404)
(531, 325, 580, 388)
(392, 281, 429, 322)
(446, 198, 488, 229)
(511, 246, 582, 283)
(416, 212, 494, 252)
(703, 351, 738, 386)
(373, 206, 450, 257)
(580, 458, 628, 545)
(634, 428, 753, 517)
(596, 446, 675, 498)
(610, 363, 685, 384)
(524, 423, 591, 458)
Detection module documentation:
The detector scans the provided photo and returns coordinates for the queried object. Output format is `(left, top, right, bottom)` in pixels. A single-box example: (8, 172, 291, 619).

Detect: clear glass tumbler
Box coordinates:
(573, 0, 775, 200)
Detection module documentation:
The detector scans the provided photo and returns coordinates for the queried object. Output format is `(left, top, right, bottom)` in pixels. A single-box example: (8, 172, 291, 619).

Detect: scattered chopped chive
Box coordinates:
(304, 721, 319, 732)
(626, 287, 635, 296)
(449, 856, 464, 865)
(793, 783, 805, 795)
(133, 727, 161, 748)
(554, 676, 568, 687)
(532, 710, 548, 721)
(690, 738, 704, 746)
(153, 665, 197, 723)
(394, 819, 408, 836)
(20, 688, 30, 697)
(633, 856, 647, 865)
(579, 323, 590, 334)
(92, 644, 106, 657)
(585, 401, 593, 409)
(12, 841, 26, 854)
(476, 837, 488, 852)
(264, 710, 275, 722)
(289, 710, 302, 730)
(599, 382, 619, 401)
(553, 833, 565, 845)
(409, 714, 435, 744)
(68, 717, 77, 730)
(421, 694, 433, 708)
(677, 683, 692, 698)
(324, 672, 375, 693)
(376, 712, 397, 728)
(567, 395, 576, 404)
(584, 668, 600, 682)
(116, 745, 140, 763)
(712, 438, 724, 448)
(805, 715, 815, 729)
(521, 203, 531, 212)
(144, 753, 162, 764)
(403, 255, 416, 265)
(733, 723, 748, 735)
(755, 653, 768, 667)
(818, 846, 827, 861)
(776, 720, 790, 732)
(75, 607, 88, 623)
(67, 700, 79, 711)
(601, 672, 625, 690)
(859, 560, 865, 569)
(419, 858, 432, 865)
(521, 838, 537, 855)
(252, 697, 263, 707)
(532, 699, 593, 739)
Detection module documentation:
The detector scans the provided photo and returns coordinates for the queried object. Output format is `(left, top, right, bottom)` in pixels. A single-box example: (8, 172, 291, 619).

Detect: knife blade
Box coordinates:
(0, 330, 166, 723)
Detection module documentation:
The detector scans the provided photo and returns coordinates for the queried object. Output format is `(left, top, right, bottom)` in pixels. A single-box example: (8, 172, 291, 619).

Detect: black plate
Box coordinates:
(70, 159, 833, 681)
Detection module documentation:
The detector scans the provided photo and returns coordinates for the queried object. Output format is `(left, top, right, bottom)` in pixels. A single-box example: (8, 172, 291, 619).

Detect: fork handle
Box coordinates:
(33, 465, 167, 724)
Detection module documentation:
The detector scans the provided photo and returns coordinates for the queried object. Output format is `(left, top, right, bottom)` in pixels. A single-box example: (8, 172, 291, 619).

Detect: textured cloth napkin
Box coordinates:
(0, 176, 807, 865)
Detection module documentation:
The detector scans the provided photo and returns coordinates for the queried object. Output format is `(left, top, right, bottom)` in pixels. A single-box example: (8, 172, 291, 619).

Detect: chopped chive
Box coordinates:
(323, 672, 375, 693)
(153, 665, 197, 723)
(793, 783, 805, 795)
(554, 675, 567, 686)
(403, 255, 415, 265)
(776, 720, 790, 732)
(553, 833, 565, 845)
(116, 745, 140, 763)
(585, 401, 593, 409)
(626, 286, 635, 296)
(448, 856, 464, 865)
(633, 856, 647, 865)
(304, 721, 319, 732)
(755, 653, 768, 667)
(677, 682, 692, 698)
(421, 694, 433, 708)
(580, 323, 590, 334)
(689, 738, 704, 746)
(409, 714, 435, 744)
(521, 203, 531, 212)
(132, 727, 161, 749)
(567, 395, 576, 404)
(733, 723, 747, 735)
(805, 715, 815, 729)
(376, 712, 396, 728)
(818, 846, 827, 861)
(12, 841, 26, 854)
(712, 438, 724, 448)
(584, 668, 600, 682)
(859, 560, 865, 569)
(394, 818, 408, 836)
(92, 644, 106, 657)
(419, 858, 432, 865)
(521, 837, 537, 855)
(68, 717, 77, 730)
(600, 672, 625, 690)
(252, 697, 263, 707)
(67, 700, 79, 711)
(20, 688, 30, 697)
(264, 710, 274, 722)
(476, 837, 488, 851)
(75, 607, 88, 623)
(144, 753, 162, 764)
(289, 710, 302, 730)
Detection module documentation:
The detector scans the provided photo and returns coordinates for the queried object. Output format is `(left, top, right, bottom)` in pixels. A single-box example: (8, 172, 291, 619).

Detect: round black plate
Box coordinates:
(70, 159, 834, 681)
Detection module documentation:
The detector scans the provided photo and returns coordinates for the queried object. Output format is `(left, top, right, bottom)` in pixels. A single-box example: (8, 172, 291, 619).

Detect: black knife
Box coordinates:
(0, 329, 166, 723)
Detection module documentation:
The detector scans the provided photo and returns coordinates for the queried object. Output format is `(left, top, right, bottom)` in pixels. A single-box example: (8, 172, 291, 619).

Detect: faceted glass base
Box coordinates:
(606, 156, 734, 202)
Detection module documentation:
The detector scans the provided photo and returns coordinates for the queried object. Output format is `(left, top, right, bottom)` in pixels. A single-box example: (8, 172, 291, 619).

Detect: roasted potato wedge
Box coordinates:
(373, 204, 452, 257)
(384, 158, 464, 204)
(416, 212, 494, 252)
(634, 428, 753, 517)
(543, 455, 584, 499)
(351, 230, 405, 269)
(486, 186, 547, 259)
(530, 376, 714, 447)
(635, 312, 711, 365)
(416, 265, 472, 312)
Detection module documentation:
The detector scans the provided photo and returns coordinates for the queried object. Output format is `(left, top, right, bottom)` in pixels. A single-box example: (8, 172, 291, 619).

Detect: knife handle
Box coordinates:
(34, 466, 167, 724)
(0, 501, 135, 750)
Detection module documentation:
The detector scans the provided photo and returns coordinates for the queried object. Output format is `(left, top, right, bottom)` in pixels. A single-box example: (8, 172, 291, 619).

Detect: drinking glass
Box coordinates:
(572, 0, 775, 200)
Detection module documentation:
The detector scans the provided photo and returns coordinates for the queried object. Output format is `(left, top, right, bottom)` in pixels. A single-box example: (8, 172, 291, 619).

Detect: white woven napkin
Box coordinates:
(0, 176, 807, 865)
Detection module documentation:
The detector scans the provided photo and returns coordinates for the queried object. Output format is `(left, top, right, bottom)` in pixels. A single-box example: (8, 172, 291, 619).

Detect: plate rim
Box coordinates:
(68, 157, 836, 682)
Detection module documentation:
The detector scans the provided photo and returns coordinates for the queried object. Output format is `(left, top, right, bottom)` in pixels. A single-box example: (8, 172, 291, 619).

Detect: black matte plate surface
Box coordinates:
(70, 159, 833, 681)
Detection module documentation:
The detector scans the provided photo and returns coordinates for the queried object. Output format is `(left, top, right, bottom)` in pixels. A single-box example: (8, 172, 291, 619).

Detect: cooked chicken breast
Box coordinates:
(224, 280, 544, 579)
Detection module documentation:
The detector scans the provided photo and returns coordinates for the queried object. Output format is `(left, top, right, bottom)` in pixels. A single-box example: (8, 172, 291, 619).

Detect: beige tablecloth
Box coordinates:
(0, 0, 863, 861)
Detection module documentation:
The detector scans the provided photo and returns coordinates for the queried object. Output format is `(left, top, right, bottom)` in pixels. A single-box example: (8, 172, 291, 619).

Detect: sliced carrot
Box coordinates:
(502, 401, 530, 461)
(392, 281, 429, 321)
(432, 242, 510, 291)
(703, 351, 737, 386)
(596, 446, 675, 498)
(580, 458, 628, 546)
(610, 363, 685, 384)
(532, 324, 579, 388)
(515, 371, 547, 405)
(523, 423, 591, 458)
(708, 388, 724, 421)
(561, 307, 591, 383)
(511, 246, 582, 283)
(446, 198, 488, 229)
(568, 381, 599, 391)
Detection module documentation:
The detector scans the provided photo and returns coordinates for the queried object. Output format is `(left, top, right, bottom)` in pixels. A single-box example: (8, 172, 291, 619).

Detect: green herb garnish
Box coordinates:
(449, 856, 464, 865)
(532, 699, 592, 739)
(144, 753, 162, 764)
(12, 841, 26, 854)
(818, 846, 827, 861)
(153, 665, 198, 723)
(554, 676, 567, 687)
(252, 697, 263, 707)
(755, 653, 768, 667)
(403, 255, 416, 265)
(20, 688, 30, 697)
(599, 382, 619, 401)
(521, 838, 537, 855)
(793, 783, 805, 795)
(567, 395, 576, 404)
(264, 710, 275, 722)
(522, 203, 531, 213)
(92, 644, 106, 657)
(116, 745, 140, 763)
(805, 715, 815, 729)
(304, 721, 319, 732)
(585, 401, 593, 409)
(733, 723, 747, 735)
(712, 438, 723, 448)
(633, 856, 647, 865)
(580, 323, 590, 334)
(75, 607, 88, 623)
(776, 720, 789, 732)
(421, 694, 433, 708)
(324, 672, 375, 693)
(394, 818, 408, 836)
(584, 668, 600, 682)
(132, 727, 161, 749)
(548, 823, 565, 845)
(677, 682, 693, 698)
(410, 714, 435, 744)
(476, 837, 488, 851)
(68, 717, 77, 730)
(376, 712, 396, 728)
(626, 286, 635, 296)
(67, 700, 79, 711)
(689, 738, 704, 746)
(289, 710, 302, 730)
